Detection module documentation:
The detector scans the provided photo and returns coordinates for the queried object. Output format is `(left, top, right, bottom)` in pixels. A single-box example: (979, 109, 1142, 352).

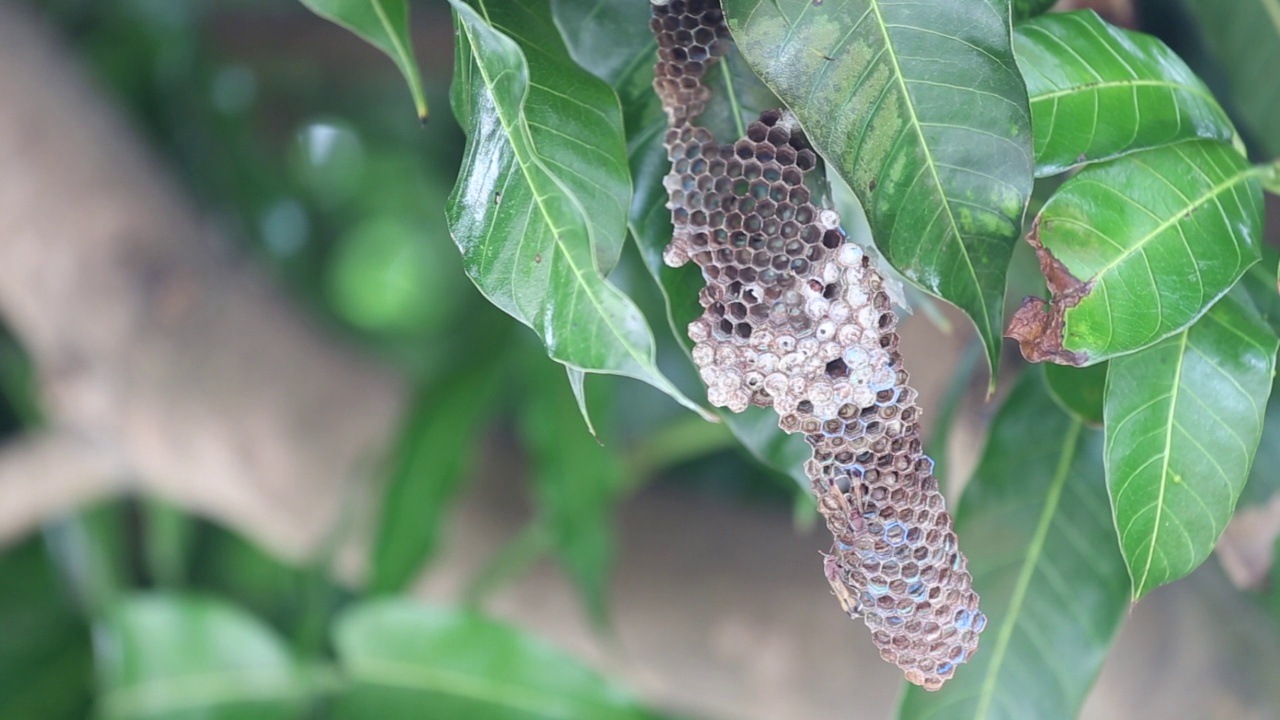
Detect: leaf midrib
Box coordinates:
(1132, 329, 1187, 598)
(1077, 162, 1262, 285)
(1030, 78, 1219, 106)
(866, 0, 992, 343)
(459, 3, 650, 372)
(972, 417, 1083, 719)
(368, 0, 427, 119)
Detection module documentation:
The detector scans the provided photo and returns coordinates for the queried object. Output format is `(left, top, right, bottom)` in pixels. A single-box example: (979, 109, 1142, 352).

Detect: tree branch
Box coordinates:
(0, 1, 407, 559)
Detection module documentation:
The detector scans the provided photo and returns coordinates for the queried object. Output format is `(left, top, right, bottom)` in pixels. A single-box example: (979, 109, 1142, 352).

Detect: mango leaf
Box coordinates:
(1239, 255, 1280, 507)
(1043, 361, 1107, 426)
(519, 359, 623, 626)
(297, 0, 427, 120)
(332, 600, 666, 719)
(1238, 245, 1280, 334)
(1013, 0, 1056, 20)
(446, 0, 707, 420)
(1104, 291, 1278, 599)
(98, 594, 310, 720)
(0, 537, 92, 720)
(1015, 11, 1235, 177)
(898, 369, 1128, 719)
(1007, 140, 1265, 366)
(189, 524, 350, 642)
(553, 0, 811, 484)
(723, 0, 1035, 385)
(1241, 375, 1280, 507)
(1181, 0, 1280, 157)
(370, 358, 502, 594)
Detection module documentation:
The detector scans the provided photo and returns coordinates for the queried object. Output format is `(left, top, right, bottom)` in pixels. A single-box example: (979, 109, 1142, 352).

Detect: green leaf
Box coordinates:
(1238, 245, 1280, 334)
(1015, 11, 1236, 177)
(297, 0, 428, 121)
(553, 0, 811, 484)
(898, 368, 1127, 719)
(1241, 375, 1280, 507)
(0, 537, 93, 720)
(1104, 291, 1278, 599)
(446, 0, 706, 420)
(99, 594, 310, 720)
(723, 0, 1035, 385)
(189, 524, 349, 644)
(43, 502, 131, 619)
(1043, 361, 1107, 426)
(1267, 161, 1280, 194)
(1012, 0, 1056, 20)
(1181, 0, 1280, 157)
(1239, 251, 1280, 507)
(519, 360, 623, 626)
(332, 600, 663, 719)
(0, 326, 41, 429)
(142, 498, 197, 588)
(1008, 140, 1265, 365)
(370, 360, 501, 594)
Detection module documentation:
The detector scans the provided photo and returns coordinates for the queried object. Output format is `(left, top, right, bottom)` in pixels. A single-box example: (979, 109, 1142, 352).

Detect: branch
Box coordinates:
(0, 433, 129, 546)
(0, 2, 407, 559)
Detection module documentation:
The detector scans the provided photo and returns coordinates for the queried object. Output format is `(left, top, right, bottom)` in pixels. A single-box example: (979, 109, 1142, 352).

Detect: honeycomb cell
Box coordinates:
(651, 0, 979, 691)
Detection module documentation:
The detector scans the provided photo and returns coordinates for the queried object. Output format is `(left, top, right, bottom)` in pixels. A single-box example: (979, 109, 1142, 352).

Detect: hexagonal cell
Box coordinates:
(652, 1, 980, 689)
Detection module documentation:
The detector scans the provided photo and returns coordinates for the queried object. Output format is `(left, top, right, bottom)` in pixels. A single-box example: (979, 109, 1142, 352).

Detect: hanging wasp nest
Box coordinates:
(650, 0, 985, 690)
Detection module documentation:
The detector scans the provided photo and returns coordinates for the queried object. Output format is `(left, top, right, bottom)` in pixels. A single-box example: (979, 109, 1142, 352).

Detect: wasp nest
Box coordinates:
(651, 0, 985, 690)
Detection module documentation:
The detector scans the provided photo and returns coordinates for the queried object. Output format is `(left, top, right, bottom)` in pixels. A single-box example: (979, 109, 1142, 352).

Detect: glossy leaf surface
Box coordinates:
(723, 0, 1035, 383)
(899, 369, 1128, 719)
(1015, 11, 1235, 177)
(1104, 292, 1278, 598)
(332, 601, 662, 719)
(553, 0, 812, 484)
(1013, 140, 1264, 365)
(447, 0, 704, 418)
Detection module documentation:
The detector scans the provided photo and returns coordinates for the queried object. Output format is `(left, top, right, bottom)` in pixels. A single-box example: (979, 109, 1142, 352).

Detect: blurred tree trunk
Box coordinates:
(0, 0, 406, 559)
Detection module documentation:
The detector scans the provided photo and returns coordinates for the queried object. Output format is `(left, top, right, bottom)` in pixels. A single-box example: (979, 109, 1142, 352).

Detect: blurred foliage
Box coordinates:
(0, 1, 787, 717)
(1, 0, 1278, 718)
(0, 536, 93, 720)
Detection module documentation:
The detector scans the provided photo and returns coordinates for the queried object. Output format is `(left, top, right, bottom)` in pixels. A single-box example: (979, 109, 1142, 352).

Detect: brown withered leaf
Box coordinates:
(1005, 219, 1092, 366)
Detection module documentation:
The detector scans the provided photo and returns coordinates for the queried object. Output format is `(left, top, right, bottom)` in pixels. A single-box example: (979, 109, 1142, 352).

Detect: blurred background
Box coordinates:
(1, 0, 1280, 718)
